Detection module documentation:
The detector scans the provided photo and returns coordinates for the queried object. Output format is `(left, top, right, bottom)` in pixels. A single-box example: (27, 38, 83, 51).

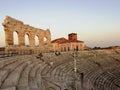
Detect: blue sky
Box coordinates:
(0, 0, 120, 47)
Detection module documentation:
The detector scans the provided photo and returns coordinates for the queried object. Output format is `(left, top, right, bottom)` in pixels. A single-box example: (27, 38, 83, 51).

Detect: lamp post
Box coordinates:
(73, 49, 78, 90)
(73, 49, 84, 90)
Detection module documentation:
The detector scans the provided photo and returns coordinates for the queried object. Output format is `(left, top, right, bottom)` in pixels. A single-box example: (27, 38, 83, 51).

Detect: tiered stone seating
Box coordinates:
(28, 63, 41, 90)
(0, 49, 119, 90)
(1, 63, 27, 89)
(17, 62, 34, 90)
(0, 56, 29, 88)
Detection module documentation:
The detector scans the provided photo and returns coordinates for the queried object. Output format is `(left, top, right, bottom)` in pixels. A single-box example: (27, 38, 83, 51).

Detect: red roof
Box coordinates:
(52, 37, 84, 44)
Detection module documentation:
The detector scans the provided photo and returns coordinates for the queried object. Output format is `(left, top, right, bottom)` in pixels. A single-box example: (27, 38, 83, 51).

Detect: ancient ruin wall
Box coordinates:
(2, 16, 52, 53)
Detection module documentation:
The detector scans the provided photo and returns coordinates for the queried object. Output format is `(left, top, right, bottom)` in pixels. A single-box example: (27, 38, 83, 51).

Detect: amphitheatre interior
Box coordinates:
(0, 16, 120, 90)
(0, 49, 120, 90)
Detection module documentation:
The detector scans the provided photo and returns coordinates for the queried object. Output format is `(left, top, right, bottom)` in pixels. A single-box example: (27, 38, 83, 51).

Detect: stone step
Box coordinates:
(17, 62, 34, 90)
(3, 61, 24, 72)
(36, 63, 47, 89)
(16, 86, 29, 90)
(0, 87, 16, 90)
(0, 58, 16, 69)
(0, 60, 26, 88)
(0, 70, 9, 87)
(29, 63, 41, 90)
(0, 55, 28, 69)
(0, 63, 27, 89)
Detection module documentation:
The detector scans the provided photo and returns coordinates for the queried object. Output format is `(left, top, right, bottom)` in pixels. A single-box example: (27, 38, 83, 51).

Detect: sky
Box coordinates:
(0, 0, 120, 47)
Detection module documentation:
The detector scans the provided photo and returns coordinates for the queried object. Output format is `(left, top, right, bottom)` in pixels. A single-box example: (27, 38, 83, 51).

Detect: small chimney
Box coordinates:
(68, 33, 77, 41)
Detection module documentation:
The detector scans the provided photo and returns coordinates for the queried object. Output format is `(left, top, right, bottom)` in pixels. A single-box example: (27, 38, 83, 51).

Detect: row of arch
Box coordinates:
(13, 31, 47, 46)
(3, 16, 51, 47)
(3, 16, 52, 53)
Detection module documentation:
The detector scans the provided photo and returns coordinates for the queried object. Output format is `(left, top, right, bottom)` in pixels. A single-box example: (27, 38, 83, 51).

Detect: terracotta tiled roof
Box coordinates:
(52, 37, 84, 44)
(51, 38, 69, 43)
(69, 39, 84, 43)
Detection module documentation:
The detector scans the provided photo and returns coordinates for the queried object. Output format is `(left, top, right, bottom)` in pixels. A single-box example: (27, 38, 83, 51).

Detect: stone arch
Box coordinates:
(13, 30, 19, 45)
(43, 29, 51, 44)
(36, 32, 44, 45)
(24, 31, 34, 46)
(25, 33, 30, 46)
(43, 36, 47, 45)
(2, 16, 52, 53)
(34, 35, 39, 46)
(43, 36, 47, 42)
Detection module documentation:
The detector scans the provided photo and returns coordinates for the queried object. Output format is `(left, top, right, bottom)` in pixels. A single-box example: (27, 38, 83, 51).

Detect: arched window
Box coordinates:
(35, 35, 39, 46)
(25, 34, 29, 46)
(13, 31, 18, 45)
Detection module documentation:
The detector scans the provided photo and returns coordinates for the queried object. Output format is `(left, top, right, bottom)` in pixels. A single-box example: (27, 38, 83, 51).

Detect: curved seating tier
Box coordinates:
(0, 49, 119, 90)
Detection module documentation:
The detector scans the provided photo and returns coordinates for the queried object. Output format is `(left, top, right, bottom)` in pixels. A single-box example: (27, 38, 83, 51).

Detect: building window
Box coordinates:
(76, 46, 78, 51)
(68, 47, 70, 51)
(64, 47, 66, 51)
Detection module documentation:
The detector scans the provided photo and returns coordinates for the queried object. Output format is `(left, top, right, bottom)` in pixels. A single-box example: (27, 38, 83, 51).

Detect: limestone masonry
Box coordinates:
(2, 16, 52, 54)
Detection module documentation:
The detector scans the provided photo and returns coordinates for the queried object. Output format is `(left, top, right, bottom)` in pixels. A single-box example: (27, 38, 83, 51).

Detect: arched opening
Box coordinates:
(25, 34, 29, 46)
(13, 31, 19, 45)
(35, 35, 39, 46)
(44, 37, 47, 42)
(43, 37, 47, 44)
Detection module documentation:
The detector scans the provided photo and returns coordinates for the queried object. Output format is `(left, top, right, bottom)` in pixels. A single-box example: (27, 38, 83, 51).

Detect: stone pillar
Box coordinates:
(39, 37, 44, 45)
(18, 33, 25, 46)
(45, 29, 51, 44)
(4, 29, 13, 46)
(46, 37, 51, 44)
(29, 35, 35, 46)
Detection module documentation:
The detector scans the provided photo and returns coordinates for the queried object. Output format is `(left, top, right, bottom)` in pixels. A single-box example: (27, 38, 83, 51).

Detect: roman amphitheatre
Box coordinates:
(0, 16, 120, 90)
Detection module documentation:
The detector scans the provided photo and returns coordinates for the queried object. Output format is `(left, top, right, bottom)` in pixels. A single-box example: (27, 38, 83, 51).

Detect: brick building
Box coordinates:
(52, 33, 84, 51)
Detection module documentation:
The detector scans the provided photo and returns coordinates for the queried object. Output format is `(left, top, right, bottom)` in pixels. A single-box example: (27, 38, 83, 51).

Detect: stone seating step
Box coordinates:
(0, 61, 26, 89)
(0, 87, 16, 90)
(3, 61, 23, 72)
(41, 77, 65, 90)
(17, 62, 34, 90)
(0, 55, 28, 69)
(36, 63, 47, 88)
(29, 63, 41, 90)
(16, 86, 29, 90)
(0, 58, 16, 69)
(0, 63, 27, 89)
(0, 70, 9, 87)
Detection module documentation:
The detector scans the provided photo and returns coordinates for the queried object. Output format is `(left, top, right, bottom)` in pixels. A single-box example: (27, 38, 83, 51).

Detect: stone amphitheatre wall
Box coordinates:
(2, 16, 52, 54)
